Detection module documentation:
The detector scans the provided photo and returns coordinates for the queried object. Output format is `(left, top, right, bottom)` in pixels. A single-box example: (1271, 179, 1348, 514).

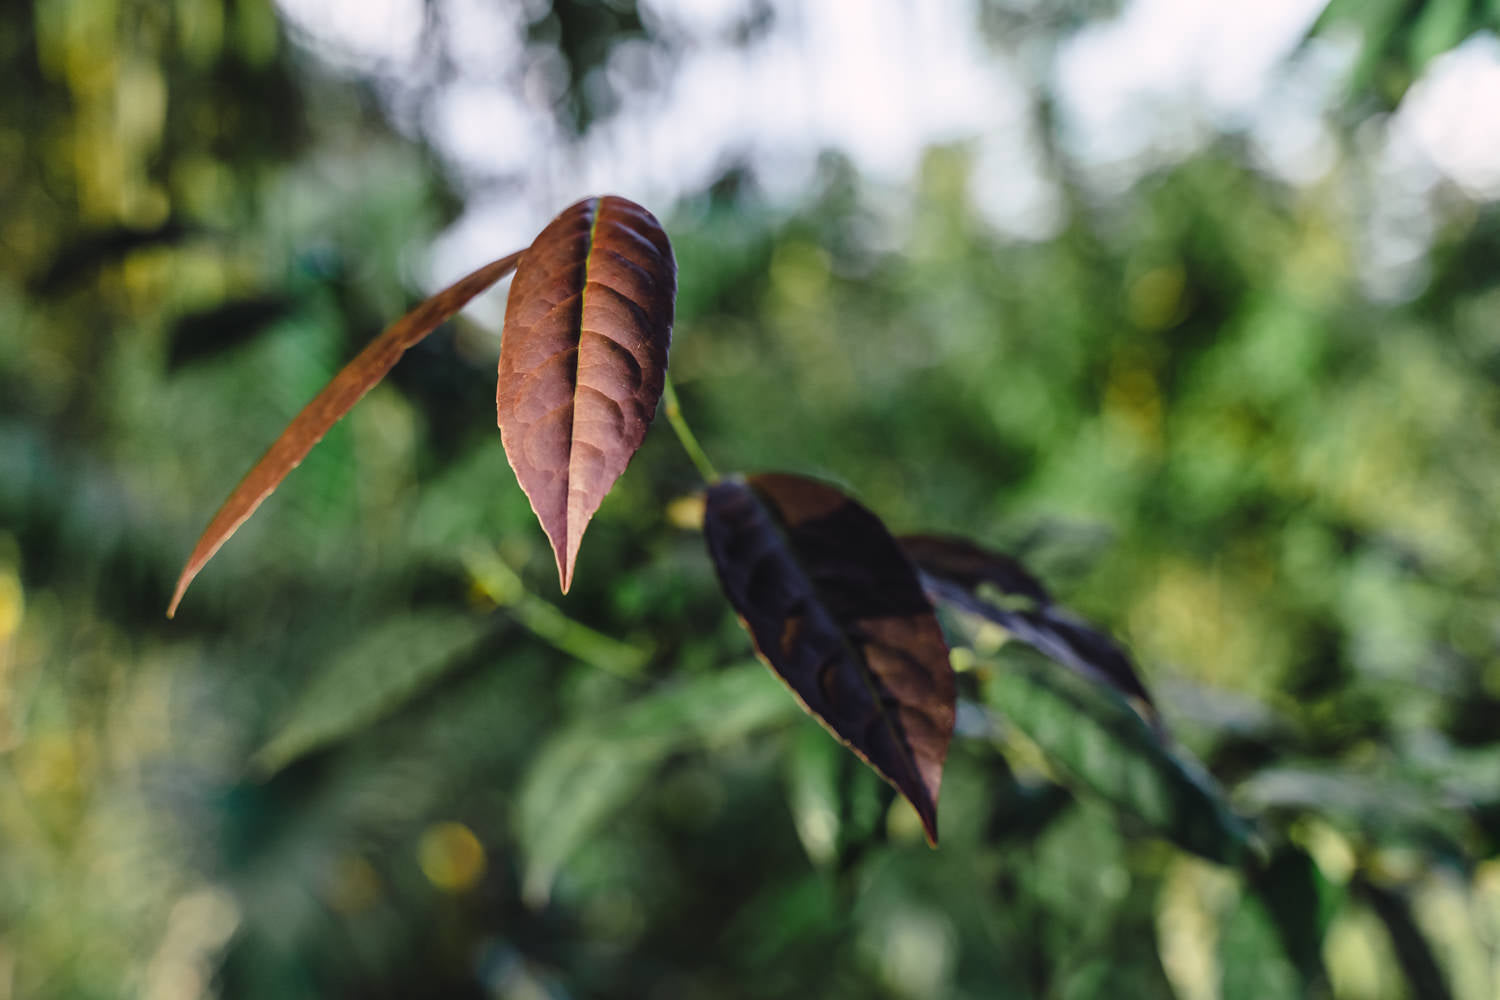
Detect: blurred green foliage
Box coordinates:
(3, 1, 1500, 998)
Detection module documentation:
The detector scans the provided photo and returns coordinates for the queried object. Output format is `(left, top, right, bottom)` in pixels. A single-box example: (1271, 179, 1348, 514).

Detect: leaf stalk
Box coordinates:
(662, 374, 719, 484)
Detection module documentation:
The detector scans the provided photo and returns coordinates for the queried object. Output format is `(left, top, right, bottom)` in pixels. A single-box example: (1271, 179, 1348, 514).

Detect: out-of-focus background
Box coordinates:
(4, 0, 1500, 997)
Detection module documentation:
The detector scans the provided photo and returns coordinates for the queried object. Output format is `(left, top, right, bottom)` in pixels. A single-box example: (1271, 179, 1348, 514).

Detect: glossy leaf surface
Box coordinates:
(497, 195, 676, 592)
(167, 250, 524, 617)
(904, 533, 1158, 714)
(704, 473, 955, 844)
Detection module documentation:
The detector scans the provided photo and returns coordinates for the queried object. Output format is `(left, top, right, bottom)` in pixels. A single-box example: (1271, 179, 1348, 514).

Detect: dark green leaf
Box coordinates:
(982, 646, 1252, 864)
(1355, 876, 1456, 1000)
(1236, 765, 1477, 861)
(515, 663, 799, 901)
(785, 720, 895, 870)
(254, 610, 494, 773)
(1219, 845, 1338, 999)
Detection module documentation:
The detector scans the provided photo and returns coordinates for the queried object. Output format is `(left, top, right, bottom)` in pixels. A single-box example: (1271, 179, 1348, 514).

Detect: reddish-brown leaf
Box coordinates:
(704, 474, 956, 845)
(497, 196, 676, 593)
(902, 534, 1159, 719)
(167, 250, 524, 618)
(899, 533, 1053, 606)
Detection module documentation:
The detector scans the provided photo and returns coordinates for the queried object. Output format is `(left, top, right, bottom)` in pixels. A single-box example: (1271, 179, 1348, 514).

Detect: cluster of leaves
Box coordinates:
(170, 194, 1244, 865)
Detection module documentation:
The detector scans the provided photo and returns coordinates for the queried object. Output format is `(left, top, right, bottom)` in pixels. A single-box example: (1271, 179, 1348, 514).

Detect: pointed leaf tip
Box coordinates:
(703, 473, 956, 845)
(497, 196, 677, 594)
(902, 533, 1160, 718)
(166, 250, 523, 617)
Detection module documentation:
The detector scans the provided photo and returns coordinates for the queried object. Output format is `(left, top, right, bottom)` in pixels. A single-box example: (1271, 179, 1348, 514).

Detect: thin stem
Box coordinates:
(662, 374, 719, 484)
(462, 547, 651, 680)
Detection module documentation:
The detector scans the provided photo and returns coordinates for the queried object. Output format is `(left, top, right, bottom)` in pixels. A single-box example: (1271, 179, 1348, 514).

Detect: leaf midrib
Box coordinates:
(561, 198, 608, 581)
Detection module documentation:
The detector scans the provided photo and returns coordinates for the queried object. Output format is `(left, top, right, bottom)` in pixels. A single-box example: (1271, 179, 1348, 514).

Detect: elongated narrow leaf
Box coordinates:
(983, 646, 1252, 864)
(497, 196, 676, 593)
(254, 610, 493, 773)
(704, 473, 955, 844)
(904, 533, 1158, 715)
(1235, 766, 1475, 859)
(1354, 876, 1457, 1000)
(167, 250, 524, 617)
(1240, 846, 1337, 993)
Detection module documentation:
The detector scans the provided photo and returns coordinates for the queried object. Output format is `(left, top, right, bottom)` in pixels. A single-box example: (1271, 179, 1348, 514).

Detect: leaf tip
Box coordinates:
(554, 539, 576, 595)
(914, 792, 940, 847)
(165, 573, 191, 619)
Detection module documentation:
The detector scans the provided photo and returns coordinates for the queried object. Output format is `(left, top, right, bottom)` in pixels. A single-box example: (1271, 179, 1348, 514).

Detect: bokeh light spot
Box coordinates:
(418, 821, 487, 893)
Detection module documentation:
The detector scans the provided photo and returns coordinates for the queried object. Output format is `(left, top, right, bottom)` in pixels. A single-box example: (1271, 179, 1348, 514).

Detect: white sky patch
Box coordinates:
(275, 0, 425, 71)
(428, 82, 554, 178)
(641, 0, 748, 39)
(1395, 33, 1500, 200)
(1246, 36, 1351, 186)
(271, 0, 1500, 304)
(443, 0, 527, 81)
(1051, 0, 1328, 172)
(421, 0, 1051, 288)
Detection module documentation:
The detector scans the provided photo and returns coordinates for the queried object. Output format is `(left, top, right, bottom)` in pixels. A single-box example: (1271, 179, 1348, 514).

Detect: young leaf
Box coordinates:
(904, 533, 1159, 715)
(167, 250, 524, 617)
(703, 473, 955, 845)
(496, 196, 676, 593)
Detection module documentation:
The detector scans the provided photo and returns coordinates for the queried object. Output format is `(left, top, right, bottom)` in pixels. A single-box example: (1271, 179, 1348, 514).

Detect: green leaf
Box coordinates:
(785, 720, 895, 870)
(1355, 876, 1457, 1000)
(515, 663, 800, 903)
(1222, 846, 1338, 999)
(254, 610, 493, 773)
(1220, 890, 1303, 1000)
(1236, 765, 1477, 861)
(1248, 845, 1339, 990)
(1408, 0, 1475, 73)
(981, 646, 1253, 865)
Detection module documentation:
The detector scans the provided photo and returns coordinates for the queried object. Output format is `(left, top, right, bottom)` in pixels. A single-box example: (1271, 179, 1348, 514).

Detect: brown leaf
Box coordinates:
(903, 534, 1159, 719)
(497, 196, 676, 593)
(704, 474, 956, 845)
(167, 250, 524, 618)
(899, 533, 1053, 606)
